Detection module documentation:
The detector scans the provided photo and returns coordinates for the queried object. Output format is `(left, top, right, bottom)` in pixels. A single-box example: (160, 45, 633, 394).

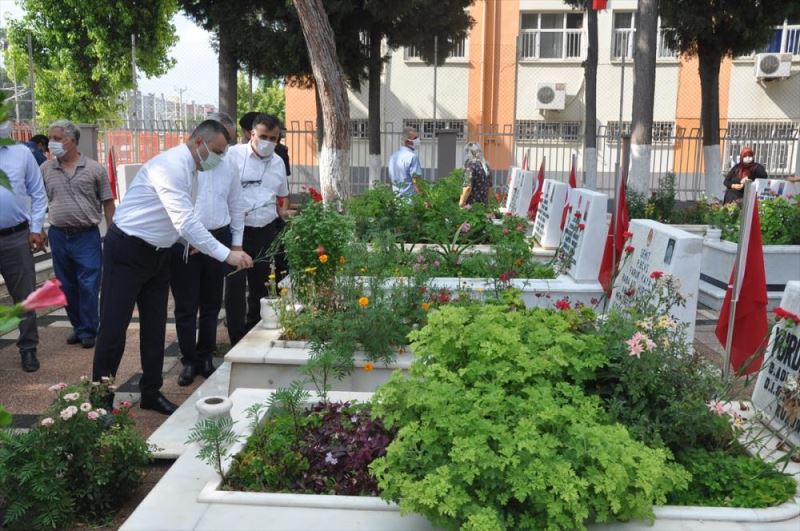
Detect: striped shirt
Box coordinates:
(41, 154, 113, 228)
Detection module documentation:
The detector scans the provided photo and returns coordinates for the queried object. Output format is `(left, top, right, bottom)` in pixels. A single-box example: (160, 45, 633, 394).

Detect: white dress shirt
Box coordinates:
(227, 143, 288, 228)
(194, 157, 245, 246)
(0, 144, 47, 232)
(113, 144, 229, 262)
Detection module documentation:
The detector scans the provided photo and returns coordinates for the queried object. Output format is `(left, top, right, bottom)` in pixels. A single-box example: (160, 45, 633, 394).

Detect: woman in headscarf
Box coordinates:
(459, 142, 492, 207)
(723, 146, 767, 204)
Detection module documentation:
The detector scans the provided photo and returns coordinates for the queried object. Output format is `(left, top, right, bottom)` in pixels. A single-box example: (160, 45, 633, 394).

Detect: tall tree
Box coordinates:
(629, 0, 659, 196)
(564, 1, 599, 189)
(660, 0, 800, 197)
(7, 0, 178, 125)
(294, 0, 352, 203)
(236, 75, 285, 121)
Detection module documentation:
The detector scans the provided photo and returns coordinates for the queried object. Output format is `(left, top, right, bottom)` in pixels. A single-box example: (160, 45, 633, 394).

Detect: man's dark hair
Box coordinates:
(238, 111, 259, 132)
(31, 134, 48, 147)
(190, 119, 231, 143)
(252, 113, 282, 133)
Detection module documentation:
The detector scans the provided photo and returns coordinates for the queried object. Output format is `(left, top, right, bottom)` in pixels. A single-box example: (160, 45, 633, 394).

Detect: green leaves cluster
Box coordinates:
(187, 416, 241, 481)
(371, 304, 689, 530)
(236, 74, 285, 122)
(704, 197, 800, 245)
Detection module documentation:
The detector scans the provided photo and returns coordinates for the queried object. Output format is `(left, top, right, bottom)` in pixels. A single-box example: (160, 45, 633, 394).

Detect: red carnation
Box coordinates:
(574, 212, 583, 219)
(555, 299, 571, 311)
(577, 223, 586, 231)
(625, 245, 635, 254)
(774, 307, 800, 325)
(623, 231, 633, 240)
(307, 186, 323, 203)
(649, 271, 664, 280)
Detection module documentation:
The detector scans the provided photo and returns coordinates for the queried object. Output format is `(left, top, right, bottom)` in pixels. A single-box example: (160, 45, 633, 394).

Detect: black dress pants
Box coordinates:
(169, 227, 231, 366)
(92, 226, 171, 398)
(225, 219, 286, 345)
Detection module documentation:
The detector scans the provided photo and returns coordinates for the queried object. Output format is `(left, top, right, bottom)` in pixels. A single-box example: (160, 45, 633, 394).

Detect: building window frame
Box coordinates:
(611, 12, 679, 61)
(402, 119, 467, 140)
(515, 120, 582, 142)
(404, 38, 468, 62)
(519, 12, 585, 61)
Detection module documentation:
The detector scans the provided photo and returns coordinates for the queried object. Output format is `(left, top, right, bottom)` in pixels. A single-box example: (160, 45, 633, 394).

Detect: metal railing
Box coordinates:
(519, 29, 582, 60)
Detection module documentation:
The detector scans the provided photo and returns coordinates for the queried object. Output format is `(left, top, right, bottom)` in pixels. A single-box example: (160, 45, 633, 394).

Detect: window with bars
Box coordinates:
(404, 38, 467, 60)
(519, 12, 584, 60)
(351, 119, 369, 139)
(726, 121, 799, 139)
(605, 121, 675, 143)
(611, 12, 678, 59)
(402, 119, 467, 139)
(515, 121, 582, 142)
(725, 121, 799, 173)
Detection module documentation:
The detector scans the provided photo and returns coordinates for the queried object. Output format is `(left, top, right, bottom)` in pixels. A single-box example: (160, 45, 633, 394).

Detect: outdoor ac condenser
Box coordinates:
(754, 53, 792, 79)
(536, 82, 566, 111)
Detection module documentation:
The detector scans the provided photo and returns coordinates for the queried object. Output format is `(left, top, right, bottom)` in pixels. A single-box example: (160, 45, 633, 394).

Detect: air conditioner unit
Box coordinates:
(536, 82, 566, 111)
(754, 53, 792, 79)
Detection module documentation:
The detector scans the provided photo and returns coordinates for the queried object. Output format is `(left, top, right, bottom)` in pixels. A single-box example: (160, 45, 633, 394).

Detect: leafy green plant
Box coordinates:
(371, 303, 689, 531)
(187, 416, 241, 481)
(0, 405, 11, 428)
(0, 379, 151, 530)
(704, 197, 800, 245)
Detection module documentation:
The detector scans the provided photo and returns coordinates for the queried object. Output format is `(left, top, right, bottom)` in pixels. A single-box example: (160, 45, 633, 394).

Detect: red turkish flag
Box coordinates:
(560, 154, 578, 230)
(107, 146, 118, 200)
(715, 194, 769, 375)
(593, 0, 608, 10)
(527, 159, 546, 221)
(598, 172, 629, 294)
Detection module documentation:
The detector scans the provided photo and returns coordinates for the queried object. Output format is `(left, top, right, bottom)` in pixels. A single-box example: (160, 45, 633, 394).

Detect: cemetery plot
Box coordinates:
(532, 179, 568, 249)
(554, 188, 608, 282)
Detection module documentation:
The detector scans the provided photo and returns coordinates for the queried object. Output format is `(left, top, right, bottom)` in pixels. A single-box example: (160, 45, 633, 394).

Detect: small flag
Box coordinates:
(560, 153, 578, 230)
(593, 0, 608, 10)
(598, 170, 629, 294)
(527, 158, 546, 221)
(107, 146, 118, 200)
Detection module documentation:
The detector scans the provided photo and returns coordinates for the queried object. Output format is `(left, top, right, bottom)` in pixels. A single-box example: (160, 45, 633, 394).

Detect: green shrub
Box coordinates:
(704, 197, 800, 245)
(371, 304, 689, 531)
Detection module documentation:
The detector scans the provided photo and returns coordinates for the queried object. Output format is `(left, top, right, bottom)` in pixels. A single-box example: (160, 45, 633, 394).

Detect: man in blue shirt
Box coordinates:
(0, 128, 48, 372)
(388, 126, 423, 198)
(25, 134, 49, 166)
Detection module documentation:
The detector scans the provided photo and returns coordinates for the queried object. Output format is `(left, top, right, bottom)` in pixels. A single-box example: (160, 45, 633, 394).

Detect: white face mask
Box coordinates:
(409, 137, 420, 150)
(0, 121, 11, 139)
(255, 139, 276, 158)
(742, 156, 754, 164)
(49, 141, 67, 159)
(200, 140, 224, 171)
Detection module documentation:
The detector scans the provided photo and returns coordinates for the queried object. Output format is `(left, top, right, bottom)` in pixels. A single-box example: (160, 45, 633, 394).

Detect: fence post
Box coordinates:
(77, 124, 99, 161)
(436, 129, 458, 178)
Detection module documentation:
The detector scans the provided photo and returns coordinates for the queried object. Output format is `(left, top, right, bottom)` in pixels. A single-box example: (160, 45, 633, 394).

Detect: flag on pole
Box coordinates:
(560, 153, 578, 230)
(521, 149, 529, 171)
(527, 158, 545, 220)
(715, 192, 768, 375)
(593, 0, 608, 10)
(107, 146, 118, 200)
(598, 170, 629, 294)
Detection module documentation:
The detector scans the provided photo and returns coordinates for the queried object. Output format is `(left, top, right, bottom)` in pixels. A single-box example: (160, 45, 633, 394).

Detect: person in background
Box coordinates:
(723, 146, 767, 204)
(170, 112, 244, 386)
(92, 120, 253, 415)
(389, 126, 423, 199)
(459, 142, 492, 208)
(238, 111, 291, 177)
(0, 119, 47, 372)
(41, 120, 114, 349)
(25, 134, 49, 166)
(225, 113, 289, 346)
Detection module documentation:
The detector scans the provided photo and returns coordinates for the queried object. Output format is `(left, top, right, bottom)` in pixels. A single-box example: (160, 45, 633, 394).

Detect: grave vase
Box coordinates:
(260, 297, 280, 329)
(195, 396, 233, 422)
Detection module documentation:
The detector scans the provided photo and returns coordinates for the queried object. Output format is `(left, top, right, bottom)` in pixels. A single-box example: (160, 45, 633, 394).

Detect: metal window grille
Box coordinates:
(351, 119, 369, 139)
(519, 12, 583, 60)
(515, 121, 582, 142)
(405, 38, 467, 60)
(402, 119, 466, 140)
(605, 121, 675, 143)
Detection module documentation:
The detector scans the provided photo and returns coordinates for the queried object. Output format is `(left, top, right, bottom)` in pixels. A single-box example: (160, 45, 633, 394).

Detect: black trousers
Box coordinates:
(169, 227, 231, 365)
(92, 227, 171, 397)
(0, 228, 38, 352)
(225, 219, 287, 345)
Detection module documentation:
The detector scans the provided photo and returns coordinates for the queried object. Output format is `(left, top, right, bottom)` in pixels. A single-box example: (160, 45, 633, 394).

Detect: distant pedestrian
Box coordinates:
(0, 120, 48, 372)
(25, 134, 49, 166)
(723, 146, 767, 204)
(92, 120, 253, 415)
(226, 113, 290, 345)
(389, 126, 423, 199)
(170, 112, 245, 387)
(459, 142, 492, 208)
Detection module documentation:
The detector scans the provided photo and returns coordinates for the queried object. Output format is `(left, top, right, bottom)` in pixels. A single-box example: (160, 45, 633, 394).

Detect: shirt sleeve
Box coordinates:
(24, 149, 47, 233)
(96, 165, 113, 202)
(463, 162, 474, 187)
(277, 162, 289, 197)
(150, 162, 230, 262)
(227, 159, 245, 247)
(409, 154, 423, 180)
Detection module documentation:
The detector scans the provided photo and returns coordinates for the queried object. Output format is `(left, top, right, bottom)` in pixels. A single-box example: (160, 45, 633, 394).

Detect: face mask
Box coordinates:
(255, 139, 276, 158)
(0, 121, 11, 139)
(409, 137, 420, 150)
(200, 140, 224, 171)
(742, 156, 754, 164)
(49, 141, 67, 159)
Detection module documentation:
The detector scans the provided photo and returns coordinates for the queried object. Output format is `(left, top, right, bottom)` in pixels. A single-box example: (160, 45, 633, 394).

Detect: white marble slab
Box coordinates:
(532, 179, 568, 249)
(504, 167, 536, 218)
(755, 179, 799, 200)
(554, 188, 609, 282)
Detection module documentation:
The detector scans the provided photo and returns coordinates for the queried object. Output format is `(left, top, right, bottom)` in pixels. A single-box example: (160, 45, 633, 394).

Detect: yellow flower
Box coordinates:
(363, 362, 375, 372)
(360, 267, 368, 273)
(358, 296, 369, 308)
(421, 302, 430, 312)
(268, 272, 276, 280)
(280, 287, 289, 296)
(339, 256, 346, 265)
(304, 266, 317, 274)
(319, 254, 329, 264)
(475, 287, 484, 293)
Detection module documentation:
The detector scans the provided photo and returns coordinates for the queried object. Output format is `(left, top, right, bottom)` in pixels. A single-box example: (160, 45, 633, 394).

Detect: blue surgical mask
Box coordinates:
(200, 140, 224, 171)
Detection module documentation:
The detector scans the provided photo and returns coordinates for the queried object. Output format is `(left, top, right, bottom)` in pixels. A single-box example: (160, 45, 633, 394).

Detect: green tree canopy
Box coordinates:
(7, 0, 179, 125)
(237, 74, 285, 122)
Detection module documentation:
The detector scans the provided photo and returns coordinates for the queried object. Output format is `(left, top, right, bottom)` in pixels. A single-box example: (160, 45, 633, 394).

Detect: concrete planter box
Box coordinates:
(699, 229, 800, 310)
(670, 224, 710, 238)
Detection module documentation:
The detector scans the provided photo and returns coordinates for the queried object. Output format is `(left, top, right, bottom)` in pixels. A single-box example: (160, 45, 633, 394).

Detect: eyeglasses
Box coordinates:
(242, 180, 262, 188)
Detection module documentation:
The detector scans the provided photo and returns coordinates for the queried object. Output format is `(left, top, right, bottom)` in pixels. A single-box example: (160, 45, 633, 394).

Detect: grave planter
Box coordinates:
(669, 223, 710, 238)
(699, 230, 800, 310)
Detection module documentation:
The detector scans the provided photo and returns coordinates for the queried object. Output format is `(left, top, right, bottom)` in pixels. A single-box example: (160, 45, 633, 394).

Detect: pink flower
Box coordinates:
(40, 417, 54, 427)
(515, 224, 524, 233)
(87, 411, 100, 421)
(555, 299, 571, 311)
(502, 228, 510, 235)
(21, 279, 67, 311)
(707, 400, 726, 416)
(626, 331, 656, 358)
(79, 402, 92, 412)
(120, 401, 132, 409)
(460, 222, 471, 234)
(48, 382, 67, 392)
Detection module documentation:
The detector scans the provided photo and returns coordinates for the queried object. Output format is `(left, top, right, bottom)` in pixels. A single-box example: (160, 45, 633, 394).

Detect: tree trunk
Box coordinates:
(217, 29, 237, 117)
(698, 43, 723, 199)
(583, 7, 598, 190)
(367, 28, 382, 189)
(295, 0, 351, 203)
(629, 0, 658, 196)
(314, 82, 324, 151)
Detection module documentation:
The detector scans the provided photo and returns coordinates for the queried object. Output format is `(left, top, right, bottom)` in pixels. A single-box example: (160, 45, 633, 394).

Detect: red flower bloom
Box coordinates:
(625, 245, 635, 254)
(502, 228, 510, 235)
(649, 271, 664, 280)
(577, 223, 586, 231)
(515, 224, 524, 233)
(307, 186, 323, 203)
(623, 231, 633, 240)
(21, 279, 67, 311)
(574, 212, 583, 219)
(555, 299, 571, 311)
(499, 272, 510, 282)
(774, 307, 800, 325)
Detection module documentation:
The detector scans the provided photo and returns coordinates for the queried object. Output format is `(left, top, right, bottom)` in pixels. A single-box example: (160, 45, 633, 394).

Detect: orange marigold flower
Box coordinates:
(319, 254, 329, 264)
(363, 362, 375, 372)
(358, 296, 369, 308)
(421, 302, 431, 312)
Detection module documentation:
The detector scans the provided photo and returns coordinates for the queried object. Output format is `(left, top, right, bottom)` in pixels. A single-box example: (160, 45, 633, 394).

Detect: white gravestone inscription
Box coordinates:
(609, 220, 703, 341)
(505, 168, 536, 218)
(533, 179, 568, 249)
(555, 188, 608, 282)
(752, 281, 800, 446)
(754, 179, 799, 201)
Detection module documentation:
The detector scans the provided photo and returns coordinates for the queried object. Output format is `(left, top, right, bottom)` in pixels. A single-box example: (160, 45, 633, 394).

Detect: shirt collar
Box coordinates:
(181, 143, 200, 173)
(52, 153, 88, 170)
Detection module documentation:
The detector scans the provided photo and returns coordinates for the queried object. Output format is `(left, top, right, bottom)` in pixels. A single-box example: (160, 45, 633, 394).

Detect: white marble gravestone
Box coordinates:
(504, 168, 536, 217)
(554, 188, 608, 282)
(532, 179, 569, 249)
(609, 219, 703, 341)
(754, 178, 799, 200)
(752, 281, 800, 447)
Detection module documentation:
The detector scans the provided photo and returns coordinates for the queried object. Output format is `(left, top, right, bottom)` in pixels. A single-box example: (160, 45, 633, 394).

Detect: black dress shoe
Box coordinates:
(140, 393, 178, 415)
(81, 337, 95, 349)
(66, 332, 80, 345)
(178, 364, 198, 387)
(20, 349, 40, 372)
(198, 357, 216, 379)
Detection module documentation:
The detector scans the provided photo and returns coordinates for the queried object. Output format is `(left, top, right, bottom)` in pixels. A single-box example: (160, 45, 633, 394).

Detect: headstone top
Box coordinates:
(554, 188, 608, 282)
(504, 168, 536, 217)
(532, 179, 568, 249)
